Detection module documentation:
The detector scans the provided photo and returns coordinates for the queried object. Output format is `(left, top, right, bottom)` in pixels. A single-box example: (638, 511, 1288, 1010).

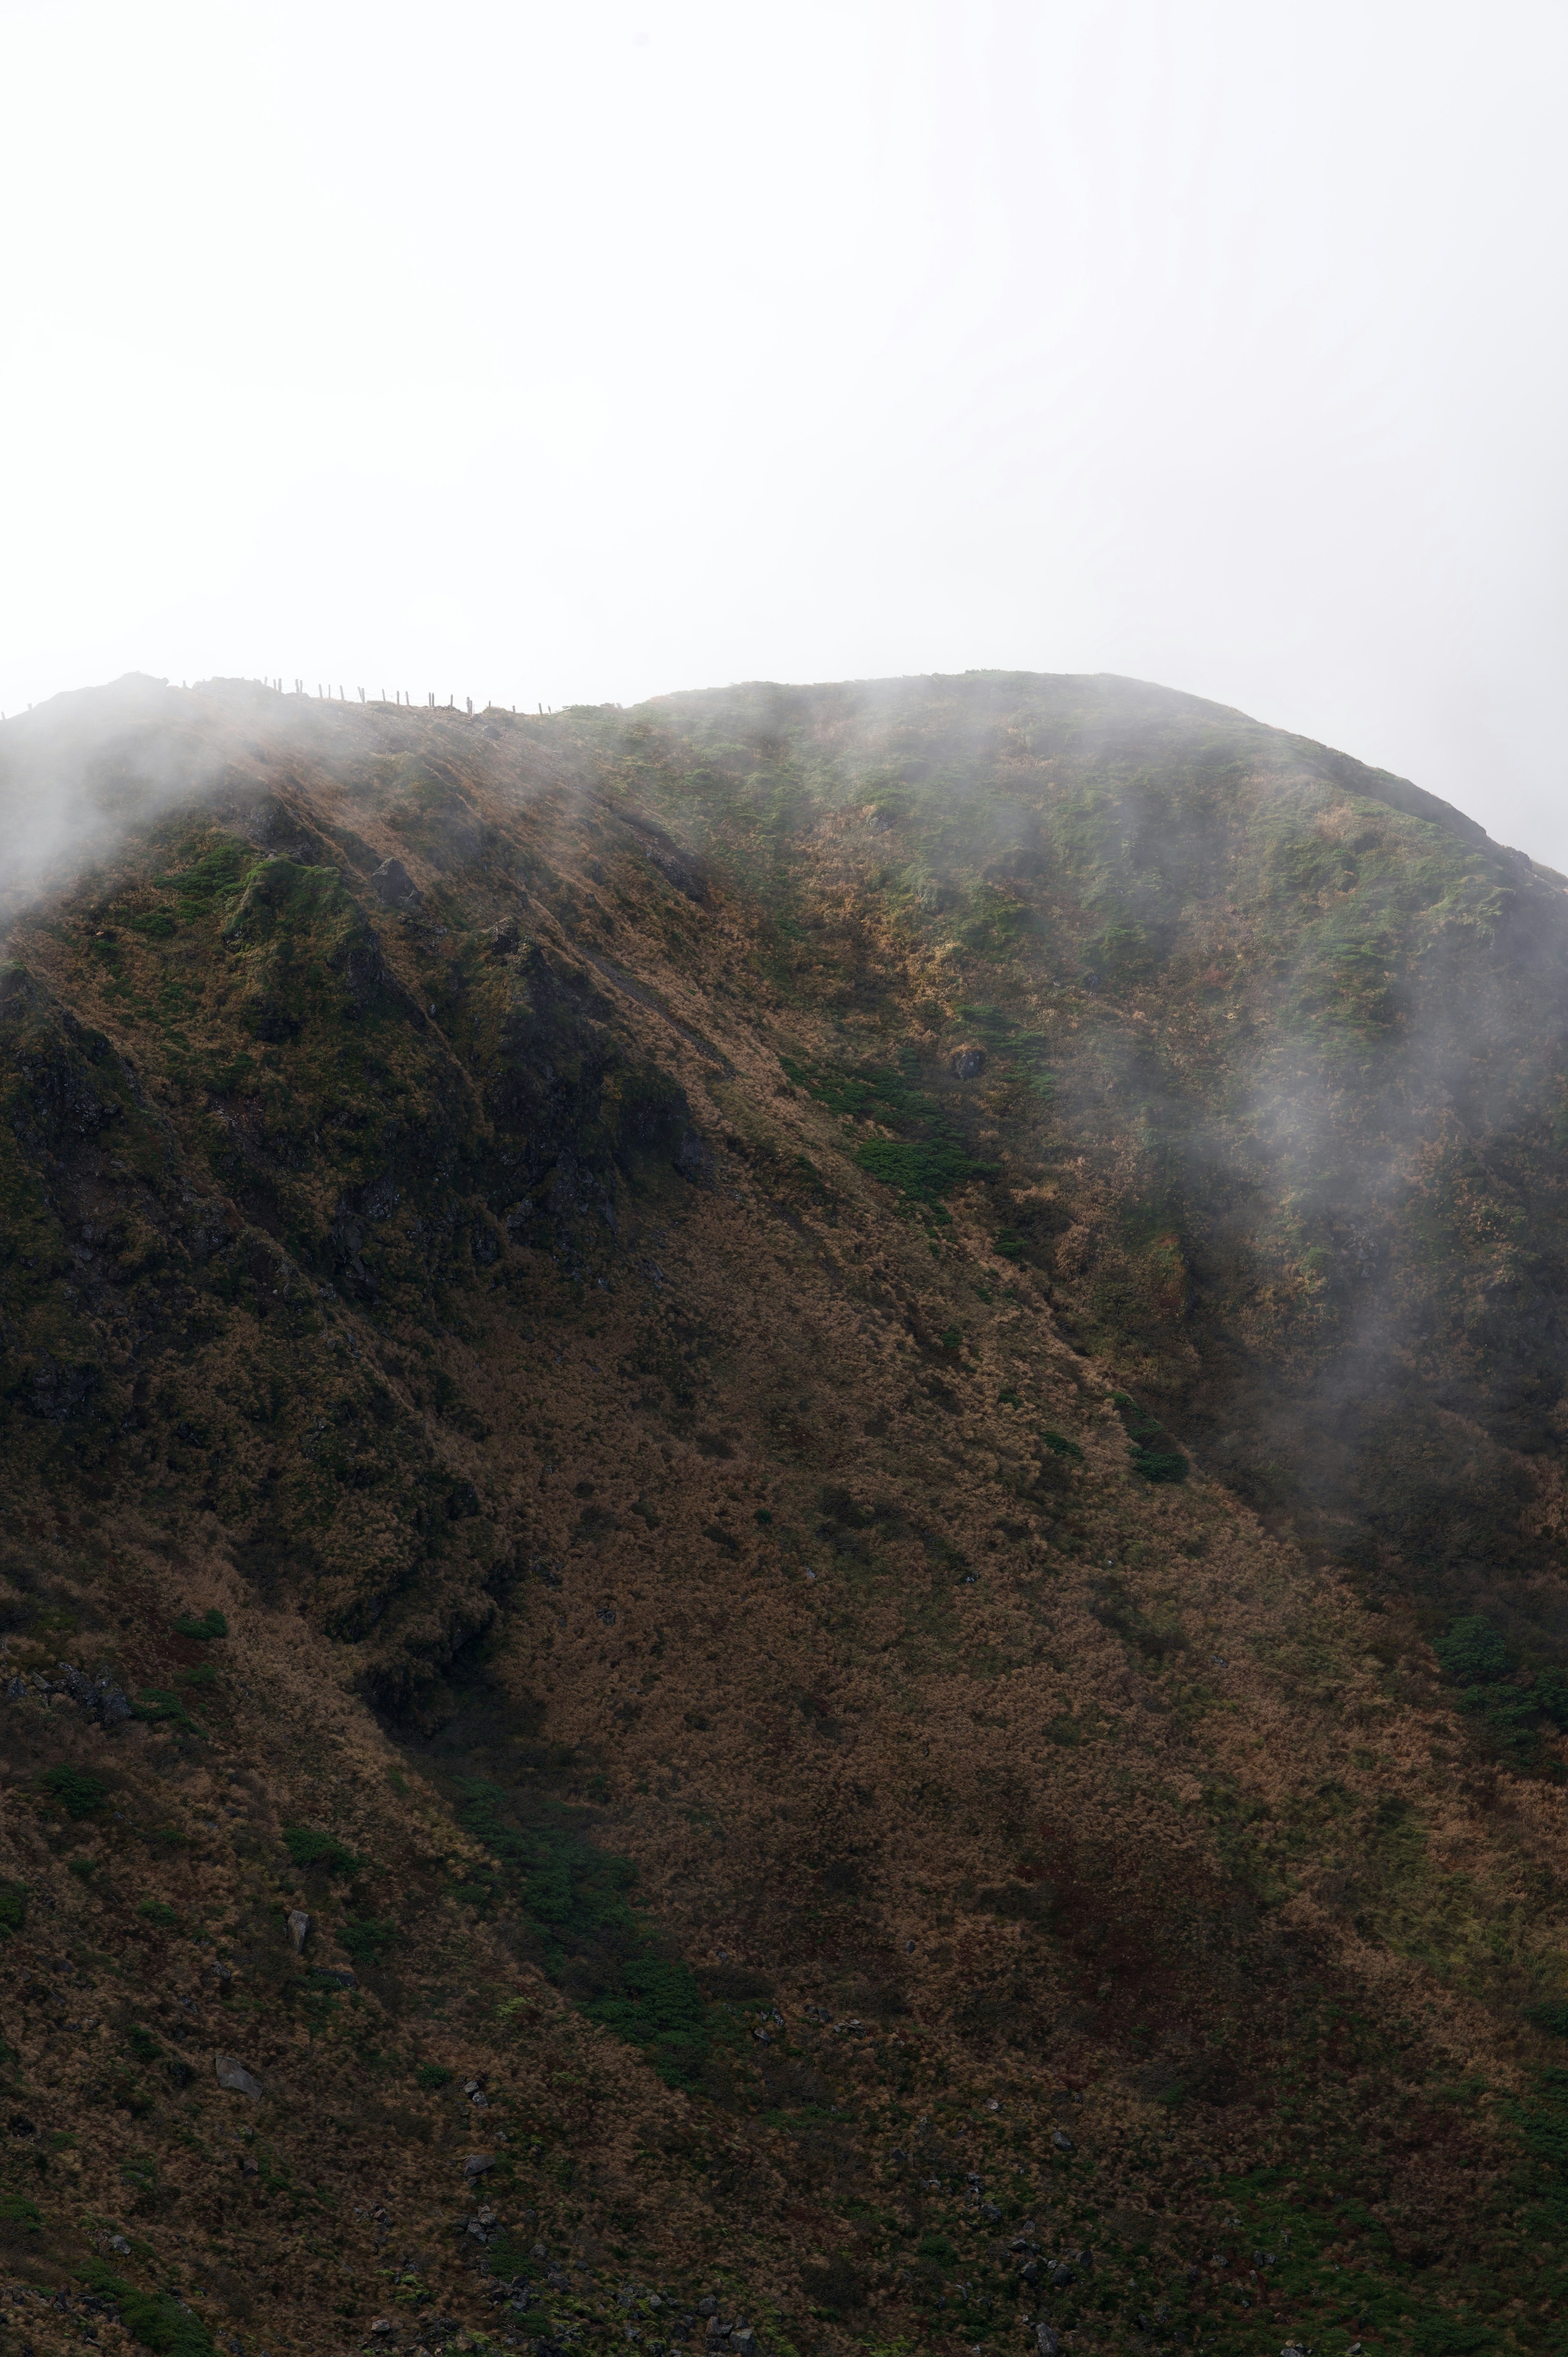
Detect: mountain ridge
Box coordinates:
(1, 671, 1568, 2357)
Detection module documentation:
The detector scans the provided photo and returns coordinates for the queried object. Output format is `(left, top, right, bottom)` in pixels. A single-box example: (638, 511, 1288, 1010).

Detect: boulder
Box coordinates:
(369, 857, 422, 910)
(214, 2053, 264, 2099)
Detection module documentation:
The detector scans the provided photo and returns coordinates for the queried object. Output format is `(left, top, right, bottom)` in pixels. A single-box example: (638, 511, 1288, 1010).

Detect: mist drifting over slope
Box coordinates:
(6, 669, 1568, 2354)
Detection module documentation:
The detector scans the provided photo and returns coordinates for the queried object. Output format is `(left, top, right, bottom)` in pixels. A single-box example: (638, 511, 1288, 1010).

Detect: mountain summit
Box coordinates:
(3, 671, 1568, 2357)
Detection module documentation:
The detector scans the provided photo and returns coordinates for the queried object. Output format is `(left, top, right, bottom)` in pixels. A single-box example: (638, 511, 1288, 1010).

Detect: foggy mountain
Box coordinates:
(4, 671, 1568, 2357)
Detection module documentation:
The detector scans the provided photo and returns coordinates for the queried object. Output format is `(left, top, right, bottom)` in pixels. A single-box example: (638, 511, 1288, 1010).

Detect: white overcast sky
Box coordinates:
(2, 0, 1566, 857)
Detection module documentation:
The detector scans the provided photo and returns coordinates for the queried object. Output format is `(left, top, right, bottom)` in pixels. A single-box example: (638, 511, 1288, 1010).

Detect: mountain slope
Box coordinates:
(2, 672, 1568, 2357)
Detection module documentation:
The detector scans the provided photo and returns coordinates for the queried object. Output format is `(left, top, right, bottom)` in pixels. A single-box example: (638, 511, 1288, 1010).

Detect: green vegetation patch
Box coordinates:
(782, 1048, 994, 1201)
(134, 1688, 203, 1732)
(454, 1779, 710, 2088)
(1108, 1390, 1187, 1483)
(282, 1826, 363, 1877)
(1432, 1614, 1568, 1769)
(77, 2259, 217, 2357)
(0, 1879, 26, 1936)
(41, 1764, 108, 1818)
(173, 1609, 228, 1640)
(158, 839, 256, 921)
(855, 1137, 989, 1201)
(341, 1916, 397, 1960)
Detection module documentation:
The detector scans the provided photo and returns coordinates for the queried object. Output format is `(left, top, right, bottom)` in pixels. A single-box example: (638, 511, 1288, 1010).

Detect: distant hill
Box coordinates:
(2, 671, 1567, 2357)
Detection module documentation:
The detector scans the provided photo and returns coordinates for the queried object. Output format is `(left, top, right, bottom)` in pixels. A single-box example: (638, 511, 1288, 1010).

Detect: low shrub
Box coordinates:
(1434, 1616, 1509, 1684)
(341, 1916, 396, 1960)
(1041, 1430, 1084, 1462)
(173, 1609, 227, 1640)
(41, 1765, 107, 1818)
(77, 2259, 218, 2356)
(282, 1826, 362, 1876)
(1109, 1390, 1187, 1483)
(134, 1689, 200, 1731)
(855, 1138, 989, 1202)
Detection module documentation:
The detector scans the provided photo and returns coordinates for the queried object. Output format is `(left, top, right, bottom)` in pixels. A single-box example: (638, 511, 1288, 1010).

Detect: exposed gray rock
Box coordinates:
(950, 1046, 987, 1080)
(369, 857, 422, 910)
(462, 2151, 495, 2178)
(214, 2053, 264, 2099)
(286, 1909, 310, 1953)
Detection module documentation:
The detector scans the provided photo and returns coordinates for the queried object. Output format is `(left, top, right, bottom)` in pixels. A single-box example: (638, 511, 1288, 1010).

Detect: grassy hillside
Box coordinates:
(2, 671, 1568, 2357)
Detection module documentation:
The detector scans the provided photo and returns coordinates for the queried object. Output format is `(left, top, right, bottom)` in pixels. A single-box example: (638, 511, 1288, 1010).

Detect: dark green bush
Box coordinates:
(173, 1609, 227, 1640)
(137, 1899, 177, 1929)
(127, 2025, 161, 2063)
(1526, 2001, 1568, 2038)
(0, 2193, 40, 2231)
(1041, 1429, 1084, 1461)
(41, 1765, 107, 1819)
(855, 1137, 987, 1201)
(1109, 1391, 1187, 1483)
(1428, 1616, 1568, 1768)
(341, 1917, 396, 1960)
(281, 1827, 362, 1876)
(1434, 1616, 1509, 1684)
(1131, 1444, 1189, 1483)
(0, 1880, 25, 1936)
(416, 2061, 453, 2089)
(77, 2260, 217, 2357)
(585, 1955, 708, 2087)
(134, 1688, 200, 1730)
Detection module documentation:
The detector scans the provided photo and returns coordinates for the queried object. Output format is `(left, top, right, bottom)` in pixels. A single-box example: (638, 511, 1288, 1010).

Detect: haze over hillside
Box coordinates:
(4, 671, 1568, 2357)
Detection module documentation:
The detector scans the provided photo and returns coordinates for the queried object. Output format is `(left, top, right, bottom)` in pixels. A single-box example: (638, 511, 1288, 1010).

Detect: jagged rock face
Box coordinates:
(1, 671, 1567, 2357)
